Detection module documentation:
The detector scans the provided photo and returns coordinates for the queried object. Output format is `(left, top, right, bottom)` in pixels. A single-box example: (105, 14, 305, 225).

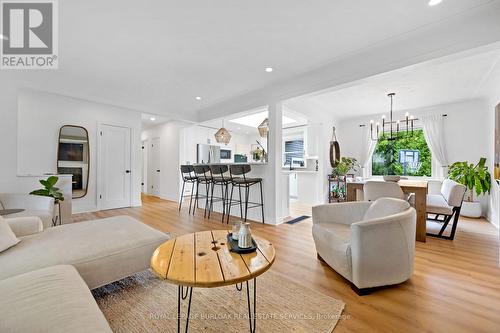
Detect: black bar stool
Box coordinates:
(227, 164, 265, 224)
(209, 165, 231, 222)
(193, 165, 212, 218)
(179, 165, 198, 213)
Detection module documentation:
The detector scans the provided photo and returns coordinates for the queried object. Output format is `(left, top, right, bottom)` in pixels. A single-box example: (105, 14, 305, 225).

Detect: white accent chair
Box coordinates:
(426, 179, 466, 240)
(312, 198, 416, 295)
(363, 180, 405, 201)
(0, 193, 55, 229)
(363, 180, 415, 204)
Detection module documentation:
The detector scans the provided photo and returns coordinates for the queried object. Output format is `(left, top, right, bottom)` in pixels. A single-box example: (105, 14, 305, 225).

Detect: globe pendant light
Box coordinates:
(214, 120, 231, 145)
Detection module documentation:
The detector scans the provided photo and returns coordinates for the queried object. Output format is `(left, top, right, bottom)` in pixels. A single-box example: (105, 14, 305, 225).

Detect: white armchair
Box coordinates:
(0, 193, 54, 229)
(312, 198, 416, 295)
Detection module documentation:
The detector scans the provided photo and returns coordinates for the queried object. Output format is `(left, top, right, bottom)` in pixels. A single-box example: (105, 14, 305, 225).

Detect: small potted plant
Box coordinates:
(448, 157, 491, 218)
(30, 176, 65, 225)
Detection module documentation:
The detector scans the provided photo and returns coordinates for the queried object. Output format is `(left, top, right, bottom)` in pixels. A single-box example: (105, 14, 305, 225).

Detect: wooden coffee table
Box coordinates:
(151, 230, 275, 333)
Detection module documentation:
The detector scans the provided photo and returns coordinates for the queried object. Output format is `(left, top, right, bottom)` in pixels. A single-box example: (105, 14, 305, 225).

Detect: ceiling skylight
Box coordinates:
(229, 111, 296, 128)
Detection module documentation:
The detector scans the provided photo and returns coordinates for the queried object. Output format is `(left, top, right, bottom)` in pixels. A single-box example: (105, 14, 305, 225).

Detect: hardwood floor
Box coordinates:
(74, 194, 500, 333)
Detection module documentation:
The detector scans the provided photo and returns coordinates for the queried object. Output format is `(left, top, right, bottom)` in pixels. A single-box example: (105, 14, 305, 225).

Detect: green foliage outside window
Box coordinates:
(372, 129, 431, 177)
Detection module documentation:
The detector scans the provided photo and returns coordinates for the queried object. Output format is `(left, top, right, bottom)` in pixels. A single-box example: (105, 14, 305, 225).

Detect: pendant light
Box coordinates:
(258, 118, 269, 138)
(214, 119, 231, 145)
(370, 93, 415, 141)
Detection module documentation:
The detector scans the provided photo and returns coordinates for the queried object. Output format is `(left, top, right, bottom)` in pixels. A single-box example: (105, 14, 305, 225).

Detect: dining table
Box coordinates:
(346, 179, 429, 242)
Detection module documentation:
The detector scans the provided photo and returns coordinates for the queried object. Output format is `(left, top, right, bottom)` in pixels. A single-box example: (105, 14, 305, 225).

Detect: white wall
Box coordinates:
(12, 90, 143, 213)
(141, 121, 186, 202)
(337, 99, 491, 216)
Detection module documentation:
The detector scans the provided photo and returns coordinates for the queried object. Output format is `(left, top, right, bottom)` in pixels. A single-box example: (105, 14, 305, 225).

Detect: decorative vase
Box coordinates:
(460, 201, 482, 218)
(238, 222, 252, 249)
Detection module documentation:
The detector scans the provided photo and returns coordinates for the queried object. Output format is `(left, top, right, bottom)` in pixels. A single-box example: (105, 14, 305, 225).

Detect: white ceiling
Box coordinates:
(286, 47, 500, 120)
(141, 113, 170, 129)
(2, 0, 498, 121)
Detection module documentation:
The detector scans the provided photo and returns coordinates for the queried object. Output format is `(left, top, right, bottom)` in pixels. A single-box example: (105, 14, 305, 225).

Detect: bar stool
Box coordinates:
(179, 165, 198, 213)
(209, 165, 231, 222)
(193, 165, 212, 218)
(227, 164, 265, 224)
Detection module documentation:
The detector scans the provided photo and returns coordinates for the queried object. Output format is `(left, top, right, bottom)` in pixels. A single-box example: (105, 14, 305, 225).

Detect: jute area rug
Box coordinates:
(93, 269, 345, 332)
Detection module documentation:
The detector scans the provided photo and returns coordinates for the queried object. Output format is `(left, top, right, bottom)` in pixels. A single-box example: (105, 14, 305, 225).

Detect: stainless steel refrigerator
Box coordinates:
(196, 144, 221, 164)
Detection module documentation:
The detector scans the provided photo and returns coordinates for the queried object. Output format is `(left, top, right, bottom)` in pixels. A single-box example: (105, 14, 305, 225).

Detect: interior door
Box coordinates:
(150, 137, 161, 196)
(99, 124, 132, 210)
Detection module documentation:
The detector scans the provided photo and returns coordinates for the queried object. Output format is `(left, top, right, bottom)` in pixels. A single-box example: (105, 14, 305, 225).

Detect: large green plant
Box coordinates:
(332, 157, 359, 177)
(448, 157, 491, 202)
(30, 176, 64, 203)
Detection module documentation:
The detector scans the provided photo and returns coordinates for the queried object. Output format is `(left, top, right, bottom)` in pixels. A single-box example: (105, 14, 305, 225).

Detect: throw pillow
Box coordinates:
(0, 216, 20, 253)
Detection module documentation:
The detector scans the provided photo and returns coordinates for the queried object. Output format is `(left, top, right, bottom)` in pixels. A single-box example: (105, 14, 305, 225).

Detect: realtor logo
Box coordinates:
(1, 0, 58, 69)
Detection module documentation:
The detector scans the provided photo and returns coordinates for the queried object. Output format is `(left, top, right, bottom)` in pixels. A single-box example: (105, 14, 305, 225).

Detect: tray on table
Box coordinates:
(227, 233, 258, 254)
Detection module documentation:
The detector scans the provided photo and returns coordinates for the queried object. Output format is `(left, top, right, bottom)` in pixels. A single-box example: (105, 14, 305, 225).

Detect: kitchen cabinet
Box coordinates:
(306, 123, 320, 158)
(289, 172, 298, 198)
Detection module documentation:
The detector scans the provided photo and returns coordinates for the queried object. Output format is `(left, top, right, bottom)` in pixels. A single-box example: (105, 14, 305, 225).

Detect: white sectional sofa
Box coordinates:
(0, 193, 55, 229)
(0, 265, 113, 333)
(0, 214, 169, 332)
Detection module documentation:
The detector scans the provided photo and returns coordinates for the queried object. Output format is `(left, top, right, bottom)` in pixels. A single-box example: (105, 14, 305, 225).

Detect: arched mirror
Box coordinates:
(57, 125, 90, 199)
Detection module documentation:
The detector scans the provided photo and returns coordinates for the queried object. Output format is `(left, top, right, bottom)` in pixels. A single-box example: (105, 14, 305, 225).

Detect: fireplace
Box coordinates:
(58, 167, 83, 190)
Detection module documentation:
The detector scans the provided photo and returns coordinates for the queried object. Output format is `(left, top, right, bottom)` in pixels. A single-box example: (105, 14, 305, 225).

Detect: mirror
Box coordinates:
(57, 125, 90, 199)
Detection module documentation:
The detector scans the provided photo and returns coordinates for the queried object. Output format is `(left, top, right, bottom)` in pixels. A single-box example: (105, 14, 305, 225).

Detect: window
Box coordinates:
(283, 139, 304, 166)
(372, 129, 431, 177)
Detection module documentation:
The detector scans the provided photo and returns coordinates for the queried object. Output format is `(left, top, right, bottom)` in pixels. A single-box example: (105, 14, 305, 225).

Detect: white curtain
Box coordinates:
(421, 114, 448, 179)
(359, 125, 377, 178)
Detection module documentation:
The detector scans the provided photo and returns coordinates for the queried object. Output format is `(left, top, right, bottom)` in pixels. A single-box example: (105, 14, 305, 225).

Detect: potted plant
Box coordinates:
(448, 157, 491, 218)
(332, 157, 359, 178)
(30, 176, 64, 225)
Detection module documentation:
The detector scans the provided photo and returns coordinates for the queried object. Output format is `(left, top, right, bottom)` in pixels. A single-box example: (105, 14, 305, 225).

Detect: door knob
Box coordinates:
(156, 170, 160, 172)
(125, 170, 130, 173)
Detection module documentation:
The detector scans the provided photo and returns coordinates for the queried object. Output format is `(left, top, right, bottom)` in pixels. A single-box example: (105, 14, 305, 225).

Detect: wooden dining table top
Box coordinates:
(150, 230, 275, 288)
(348, 179, 428, 189)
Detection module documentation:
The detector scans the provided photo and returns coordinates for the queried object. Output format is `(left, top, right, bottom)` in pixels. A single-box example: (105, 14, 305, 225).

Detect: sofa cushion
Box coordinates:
(0, 216, 20, 253)
(427, 194, 454, 215)
(0, 265, 112, 333)
(0, 215, 170, 289)
(312, 223, 352, 280)
(363, 198, 410, 221)
(6, 210, 53, 229)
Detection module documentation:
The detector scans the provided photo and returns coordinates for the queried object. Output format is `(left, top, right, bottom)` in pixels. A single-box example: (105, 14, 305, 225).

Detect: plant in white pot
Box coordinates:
(448, 157, 491, 218)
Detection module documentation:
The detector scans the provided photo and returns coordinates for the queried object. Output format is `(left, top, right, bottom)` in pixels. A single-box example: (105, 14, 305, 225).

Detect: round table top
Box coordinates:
(151, 230, 275, 288)
(0, 209, 25, 216)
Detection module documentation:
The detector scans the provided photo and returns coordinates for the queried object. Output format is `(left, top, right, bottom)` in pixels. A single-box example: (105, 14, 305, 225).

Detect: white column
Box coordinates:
(265, 102, 284, 224)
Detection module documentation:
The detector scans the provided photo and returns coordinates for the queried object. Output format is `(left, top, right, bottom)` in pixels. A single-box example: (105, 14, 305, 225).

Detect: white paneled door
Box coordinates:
(99, 124, 132, 210)
(150, 137, 161, 196)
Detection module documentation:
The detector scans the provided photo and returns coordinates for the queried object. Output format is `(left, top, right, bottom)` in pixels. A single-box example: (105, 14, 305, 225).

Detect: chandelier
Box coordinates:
(370, 93, 415, 141)
(214, 120, 231, 144)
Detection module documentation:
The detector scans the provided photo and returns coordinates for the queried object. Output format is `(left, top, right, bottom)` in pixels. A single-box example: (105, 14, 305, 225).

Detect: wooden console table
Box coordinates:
(346, 180, 428, 242)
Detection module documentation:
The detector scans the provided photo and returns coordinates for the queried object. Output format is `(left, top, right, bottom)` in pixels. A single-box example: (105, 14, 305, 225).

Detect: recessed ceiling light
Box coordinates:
(428, 0, 442, 6)
(265, 67, 273, 73)
(195, 96, 202, 100)
(0, 34, 8, 40)
(150, 117, 156, 121)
